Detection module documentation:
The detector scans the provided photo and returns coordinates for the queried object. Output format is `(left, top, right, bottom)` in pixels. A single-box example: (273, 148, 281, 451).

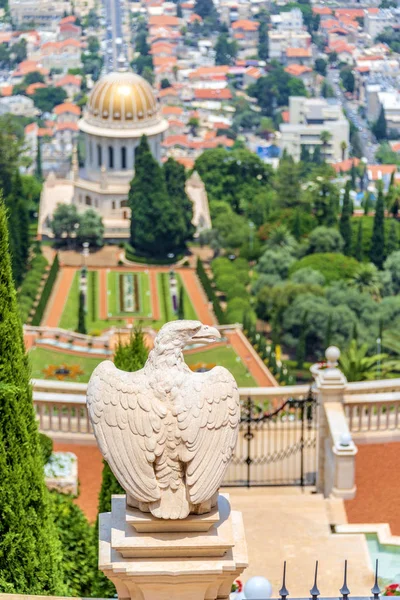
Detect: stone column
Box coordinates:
(99, 493, 248, 600)
(314, 347, 357, 498)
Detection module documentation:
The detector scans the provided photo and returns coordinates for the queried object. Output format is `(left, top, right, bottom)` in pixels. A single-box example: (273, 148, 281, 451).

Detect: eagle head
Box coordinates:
(154, 320, 221, 355)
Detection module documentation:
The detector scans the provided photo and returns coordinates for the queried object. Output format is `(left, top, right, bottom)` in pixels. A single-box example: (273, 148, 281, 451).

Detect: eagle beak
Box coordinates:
(191, 325, 221, 343)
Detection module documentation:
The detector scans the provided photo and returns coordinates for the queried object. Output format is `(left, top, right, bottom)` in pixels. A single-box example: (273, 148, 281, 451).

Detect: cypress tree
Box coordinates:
(0, 197, 63, 594)
(129, 136, 186, 257)
(339, 181, 352, 256)
(35, 138, 43, 181)
(355, 219, 363, 262)
(370, 183, 386, 269)
(13, 171, 30, 268)
(178, 286, 185, 319)
(77, 291, 86, 334)
(163, 157, 195, 246)
(325, 194, 337, 227)
(93, 327, 148, 597)
(363, 191, 372, 216)
(386, 219, 398, 256)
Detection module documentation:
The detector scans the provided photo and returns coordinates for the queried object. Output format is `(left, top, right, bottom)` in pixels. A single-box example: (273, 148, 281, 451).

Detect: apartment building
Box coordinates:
(279, 97, 350, 163)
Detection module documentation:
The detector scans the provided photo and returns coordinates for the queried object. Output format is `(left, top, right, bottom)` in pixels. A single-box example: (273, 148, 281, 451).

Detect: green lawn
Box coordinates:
(184, 346, 256, 387)
(29, 347, 103, 382)
(107, 271, 151, 317)
(59, 271, 124, 334)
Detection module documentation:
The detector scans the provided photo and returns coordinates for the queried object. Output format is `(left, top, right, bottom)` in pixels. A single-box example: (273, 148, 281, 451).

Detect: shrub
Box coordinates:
(31, 254, 59, 326)
(290, 267, 326, 286)
(50, 492, 96, 597)
(289, 253, 359, 284)
(196, 258, 226, 324)
(307, 226, 344, 254)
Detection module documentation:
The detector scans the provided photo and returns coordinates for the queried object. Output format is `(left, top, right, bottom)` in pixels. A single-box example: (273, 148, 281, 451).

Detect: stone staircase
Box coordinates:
(225, 487, 373, 596)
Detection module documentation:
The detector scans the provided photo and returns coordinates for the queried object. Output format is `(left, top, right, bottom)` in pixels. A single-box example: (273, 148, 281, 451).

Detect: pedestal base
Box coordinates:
(99, 493, 248, 600)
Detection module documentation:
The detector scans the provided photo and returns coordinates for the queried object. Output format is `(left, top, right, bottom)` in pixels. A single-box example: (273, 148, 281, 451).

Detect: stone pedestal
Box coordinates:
(99, 493, 248, 600)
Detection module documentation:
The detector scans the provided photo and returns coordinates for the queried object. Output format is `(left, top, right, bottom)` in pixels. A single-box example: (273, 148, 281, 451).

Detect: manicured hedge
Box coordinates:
(31, 253, 60, 326)
(125, 243, 184, 265)
(18, 251, 48, 324)
(90, 270, 97, 322)
(196, 258, 226, 324)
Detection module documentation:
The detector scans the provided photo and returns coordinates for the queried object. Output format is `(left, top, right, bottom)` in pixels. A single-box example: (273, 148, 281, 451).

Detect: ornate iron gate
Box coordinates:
(223, 391, 318, 487)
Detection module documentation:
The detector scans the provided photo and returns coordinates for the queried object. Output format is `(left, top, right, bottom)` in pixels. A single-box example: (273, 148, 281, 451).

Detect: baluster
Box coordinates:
(85, 406, 90, 433)
(386, 403, 390, 431)
(377, 404, 381, 430)
(367, 404, 372, 431)
(49, 403, 53, 431)
(67, 406, 72, 432)
(58, 403, 62, 431)
(77, 405, 82, 432)
(358, 404, 362, 432)
(395, 403, 399, 429)
(348, 405, 353, 432)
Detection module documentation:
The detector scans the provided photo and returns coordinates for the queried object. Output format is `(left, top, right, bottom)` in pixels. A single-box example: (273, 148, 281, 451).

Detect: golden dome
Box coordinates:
(86, 71, 159, 125)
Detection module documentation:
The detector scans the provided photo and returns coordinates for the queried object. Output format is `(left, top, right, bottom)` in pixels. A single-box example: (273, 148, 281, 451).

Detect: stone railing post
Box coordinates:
(314, 347, 357, 499)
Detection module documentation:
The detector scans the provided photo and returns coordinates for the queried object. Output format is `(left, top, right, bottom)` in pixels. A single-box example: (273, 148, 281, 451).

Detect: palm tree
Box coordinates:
(340, 140, 348, 162)
(339, 340, 400, 381)
(349, 263, 381, 298)
(320, 130, 332, 162)
(266, 225, 297, 253)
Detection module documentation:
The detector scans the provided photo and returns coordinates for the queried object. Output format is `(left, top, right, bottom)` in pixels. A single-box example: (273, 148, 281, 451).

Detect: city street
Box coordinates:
(327, 68, 378, 163)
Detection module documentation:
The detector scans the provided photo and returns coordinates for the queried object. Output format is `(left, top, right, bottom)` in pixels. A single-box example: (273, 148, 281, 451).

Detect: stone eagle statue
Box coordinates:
(87, 320, 240, 519)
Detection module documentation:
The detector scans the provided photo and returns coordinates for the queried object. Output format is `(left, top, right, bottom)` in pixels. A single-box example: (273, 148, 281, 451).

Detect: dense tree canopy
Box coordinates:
(248, 63, 307, 117)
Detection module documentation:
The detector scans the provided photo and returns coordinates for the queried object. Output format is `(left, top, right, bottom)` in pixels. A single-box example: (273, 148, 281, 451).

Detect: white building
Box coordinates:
(72, 69, 169, 238)
(268, 30, 311, 61)
(377, 90, 400, 133)
(364, 8, 395, 39)
(270, 8, 303, 31)
(279, 97, 349, 163)
(9, 0, 70, 28)
(0, 95, 38, 117)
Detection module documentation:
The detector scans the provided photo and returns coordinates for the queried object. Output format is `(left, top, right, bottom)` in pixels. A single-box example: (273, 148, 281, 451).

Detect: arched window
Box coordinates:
(112, 201, 116, 210)
(120, 199, 128, 208)
(85, 195, 92, 206)
(108, 146, 114, 169)
(97, 144, 102, 167)
(121, 146, 127, 169)
(88, 140, 93, 164)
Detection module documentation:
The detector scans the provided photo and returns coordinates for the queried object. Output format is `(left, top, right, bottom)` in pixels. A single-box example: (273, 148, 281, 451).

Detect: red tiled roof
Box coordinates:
(176, 157, 194, 169)
(59, 23, 80, 32)
(281, 110, 289, 123)
(190, 13, 202, 22)
(189, 66, 230, 79)
(335, 8, 365, 18)
(55, 74, 81, 87)
(26, 82, 46, 95)
(162, 105, 183, 116)
(0, 85, 13, 96)
(368, 164, 397, 180)
(38, 127, 54, 137)
(286, 47, 312, 58)
(53, 102, 80, 115)
(285, 64, 312, 76)
(194, 88, 232, 100)
(149, 15, 180, 27)
(59, 15, 77, 24)
(56, 121, 79, 131)
(24, 122, 37, 134)
(153, 56, 177, 67)
(391, 142, 400, 153)
(232, 19, 259, 31)
(159, 86, 178, 98)
(313, 7, 332, 15)
(332, 158, 360, 173)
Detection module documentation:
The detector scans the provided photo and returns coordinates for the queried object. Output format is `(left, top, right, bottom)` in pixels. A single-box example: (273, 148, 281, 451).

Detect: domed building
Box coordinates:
(72, 69, 169, 238)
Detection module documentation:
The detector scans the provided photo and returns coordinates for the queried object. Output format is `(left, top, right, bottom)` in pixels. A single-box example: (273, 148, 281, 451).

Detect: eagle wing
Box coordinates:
(177, 366, 240, 505)
(87, 360, 166, 503)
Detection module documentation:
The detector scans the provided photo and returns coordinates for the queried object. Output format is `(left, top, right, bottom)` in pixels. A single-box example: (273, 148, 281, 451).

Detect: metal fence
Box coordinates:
(223, 390, 318, 488)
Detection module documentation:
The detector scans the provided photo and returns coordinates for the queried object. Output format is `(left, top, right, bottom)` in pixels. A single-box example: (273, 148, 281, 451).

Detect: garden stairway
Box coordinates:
(224, 487, 373, 596)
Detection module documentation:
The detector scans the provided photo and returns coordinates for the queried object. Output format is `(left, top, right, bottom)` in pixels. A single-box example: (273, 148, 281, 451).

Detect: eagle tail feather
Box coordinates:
(149, 483, 190, 519)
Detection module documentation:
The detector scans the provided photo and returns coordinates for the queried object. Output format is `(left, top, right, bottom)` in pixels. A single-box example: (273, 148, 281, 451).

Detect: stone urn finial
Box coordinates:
(325, 345, 340, 368)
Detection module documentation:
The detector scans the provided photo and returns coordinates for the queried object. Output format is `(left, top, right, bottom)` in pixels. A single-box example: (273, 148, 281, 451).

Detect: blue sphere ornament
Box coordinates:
(244, 576, 273, 599)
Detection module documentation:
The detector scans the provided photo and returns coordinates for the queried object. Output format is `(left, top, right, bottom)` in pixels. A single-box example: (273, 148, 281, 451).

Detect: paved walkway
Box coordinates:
(99, 269, 108, 320)
(42, 267, 77, 327)
(226, 489, 373, 594)
(178, 268, 216, 325)
(345, 442, 400, 535)
(149, 270, 161, 320)
(227, 330, 277, 387)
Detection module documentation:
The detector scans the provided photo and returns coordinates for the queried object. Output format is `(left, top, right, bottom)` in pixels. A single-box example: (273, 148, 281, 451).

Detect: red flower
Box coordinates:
(236, 580, 243, 592)
(387, 585, 399, 591)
